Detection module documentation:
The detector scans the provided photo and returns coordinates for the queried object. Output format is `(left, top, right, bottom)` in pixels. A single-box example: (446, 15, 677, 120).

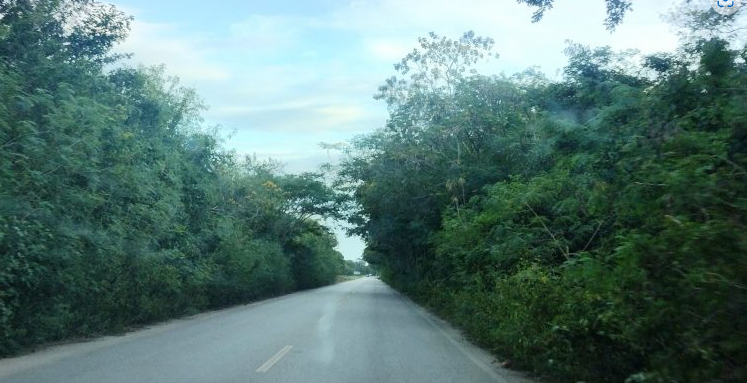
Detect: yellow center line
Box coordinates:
(255, 346, 293, 373)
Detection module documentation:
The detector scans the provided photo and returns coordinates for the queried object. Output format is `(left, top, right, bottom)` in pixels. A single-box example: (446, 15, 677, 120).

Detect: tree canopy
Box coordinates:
(516, 0, 633, 29)
(337, 25, 747, 382)
(0, 0, 343, 355)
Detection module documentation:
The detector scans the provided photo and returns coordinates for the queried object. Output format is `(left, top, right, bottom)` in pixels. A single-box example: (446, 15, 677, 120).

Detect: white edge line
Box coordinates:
(255, 345, 293, 373)
(397, 293, 514, 383)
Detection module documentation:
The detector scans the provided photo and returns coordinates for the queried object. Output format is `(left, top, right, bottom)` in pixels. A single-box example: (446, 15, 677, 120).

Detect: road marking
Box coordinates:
(397, 293, 513, 382)
(255, 346, 293, 373)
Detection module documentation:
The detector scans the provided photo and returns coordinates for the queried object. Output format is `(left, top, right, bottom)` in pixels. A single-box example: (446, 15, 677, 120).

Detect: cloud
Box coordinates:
(113, 0, 681, 172)
(326, 0, 528, 35)
(365, 38, 412, 62)
(205, 99, 381, 134)
(323, 0, 678, 75)
(116, 20, 231, 82)
(314, 105, 366, 126)
(211, 99, 321, 116)
(228, 14, 317, 49)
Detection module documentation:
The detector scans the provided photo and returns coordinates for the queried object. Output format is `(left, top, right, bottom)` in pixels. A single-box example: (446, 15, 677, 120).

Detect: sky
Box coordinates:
(110, 0, 683, 260)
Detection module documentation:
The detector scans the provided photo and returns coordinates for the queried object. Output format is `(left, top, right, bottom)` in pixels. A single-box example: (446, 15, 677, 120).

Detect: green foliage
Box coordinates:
(343, 259, 376, 276)
(341, 32, 747, 382)
(289, 226, 344, 289)
(516, 0, 632, 30)
(0, 0, 340, 356)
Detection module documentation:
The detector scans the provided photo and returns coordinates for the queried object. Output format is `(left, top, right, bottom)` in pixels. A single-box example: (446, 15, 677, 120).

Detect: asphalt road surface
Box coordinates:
(0, 277, 533, 383)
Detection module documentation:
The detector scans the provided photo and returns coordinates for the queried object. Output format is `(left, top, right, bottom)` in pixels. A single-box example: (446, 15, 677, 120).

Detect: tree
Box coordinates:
(516, 0, 632, 30)
(0, 0, 131, 66)
(665, 0, 747, 46)
(342, 28, 747, 382)
(375, 31, 497, 107)
(0, 0, 343, 355)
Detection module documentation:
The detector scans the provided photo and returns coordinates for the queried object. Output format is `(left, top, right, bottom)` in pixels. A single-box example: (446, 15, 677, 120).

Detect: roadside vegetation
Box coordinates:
(342, 259, 376, 276)
(336, 6, 747, 383)
(2, 1, 745, 382)
(0, 0, 342, 356)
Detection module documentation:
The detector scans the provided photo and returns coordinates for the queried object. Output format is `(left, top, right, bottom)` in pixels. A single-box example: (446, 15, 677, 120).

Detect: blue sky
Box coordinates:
(111, 0, 682, 259)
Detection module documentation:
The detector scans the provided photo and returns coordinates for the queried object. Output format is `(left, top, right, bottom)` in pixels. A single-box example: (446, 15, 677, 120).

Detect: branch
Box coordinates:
(525, 202, 570, 260)
(581, 220, 603, 253)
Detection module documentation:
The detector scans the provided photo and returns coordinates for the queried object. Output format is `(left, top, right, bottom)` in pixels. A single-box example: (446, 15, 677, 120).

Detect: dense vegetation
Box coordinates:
(2, 1, 745, 382)
(0, 0, 343, 355)
(338, 21, 746, 383)
(342, 258, 376, 276)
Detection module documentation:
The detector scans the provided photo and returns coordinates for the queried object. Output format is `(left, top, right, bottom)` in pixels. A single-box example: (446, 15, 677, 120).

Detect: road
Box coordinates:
(0, 277, 533, 383)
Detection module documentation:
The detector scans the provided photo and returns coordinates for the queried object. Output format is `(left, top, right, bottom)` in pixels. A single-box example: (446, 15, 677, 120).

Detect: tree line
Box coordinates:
(336, 16, 746, 383)
(0, 0, 343, 355)
(2, 1, 745, 382)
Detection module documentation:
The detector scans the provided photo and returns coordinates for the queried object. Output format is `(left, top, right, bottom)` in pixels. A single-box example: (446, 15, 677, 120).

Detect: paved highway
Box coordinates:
(0, 277, 533, 383)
